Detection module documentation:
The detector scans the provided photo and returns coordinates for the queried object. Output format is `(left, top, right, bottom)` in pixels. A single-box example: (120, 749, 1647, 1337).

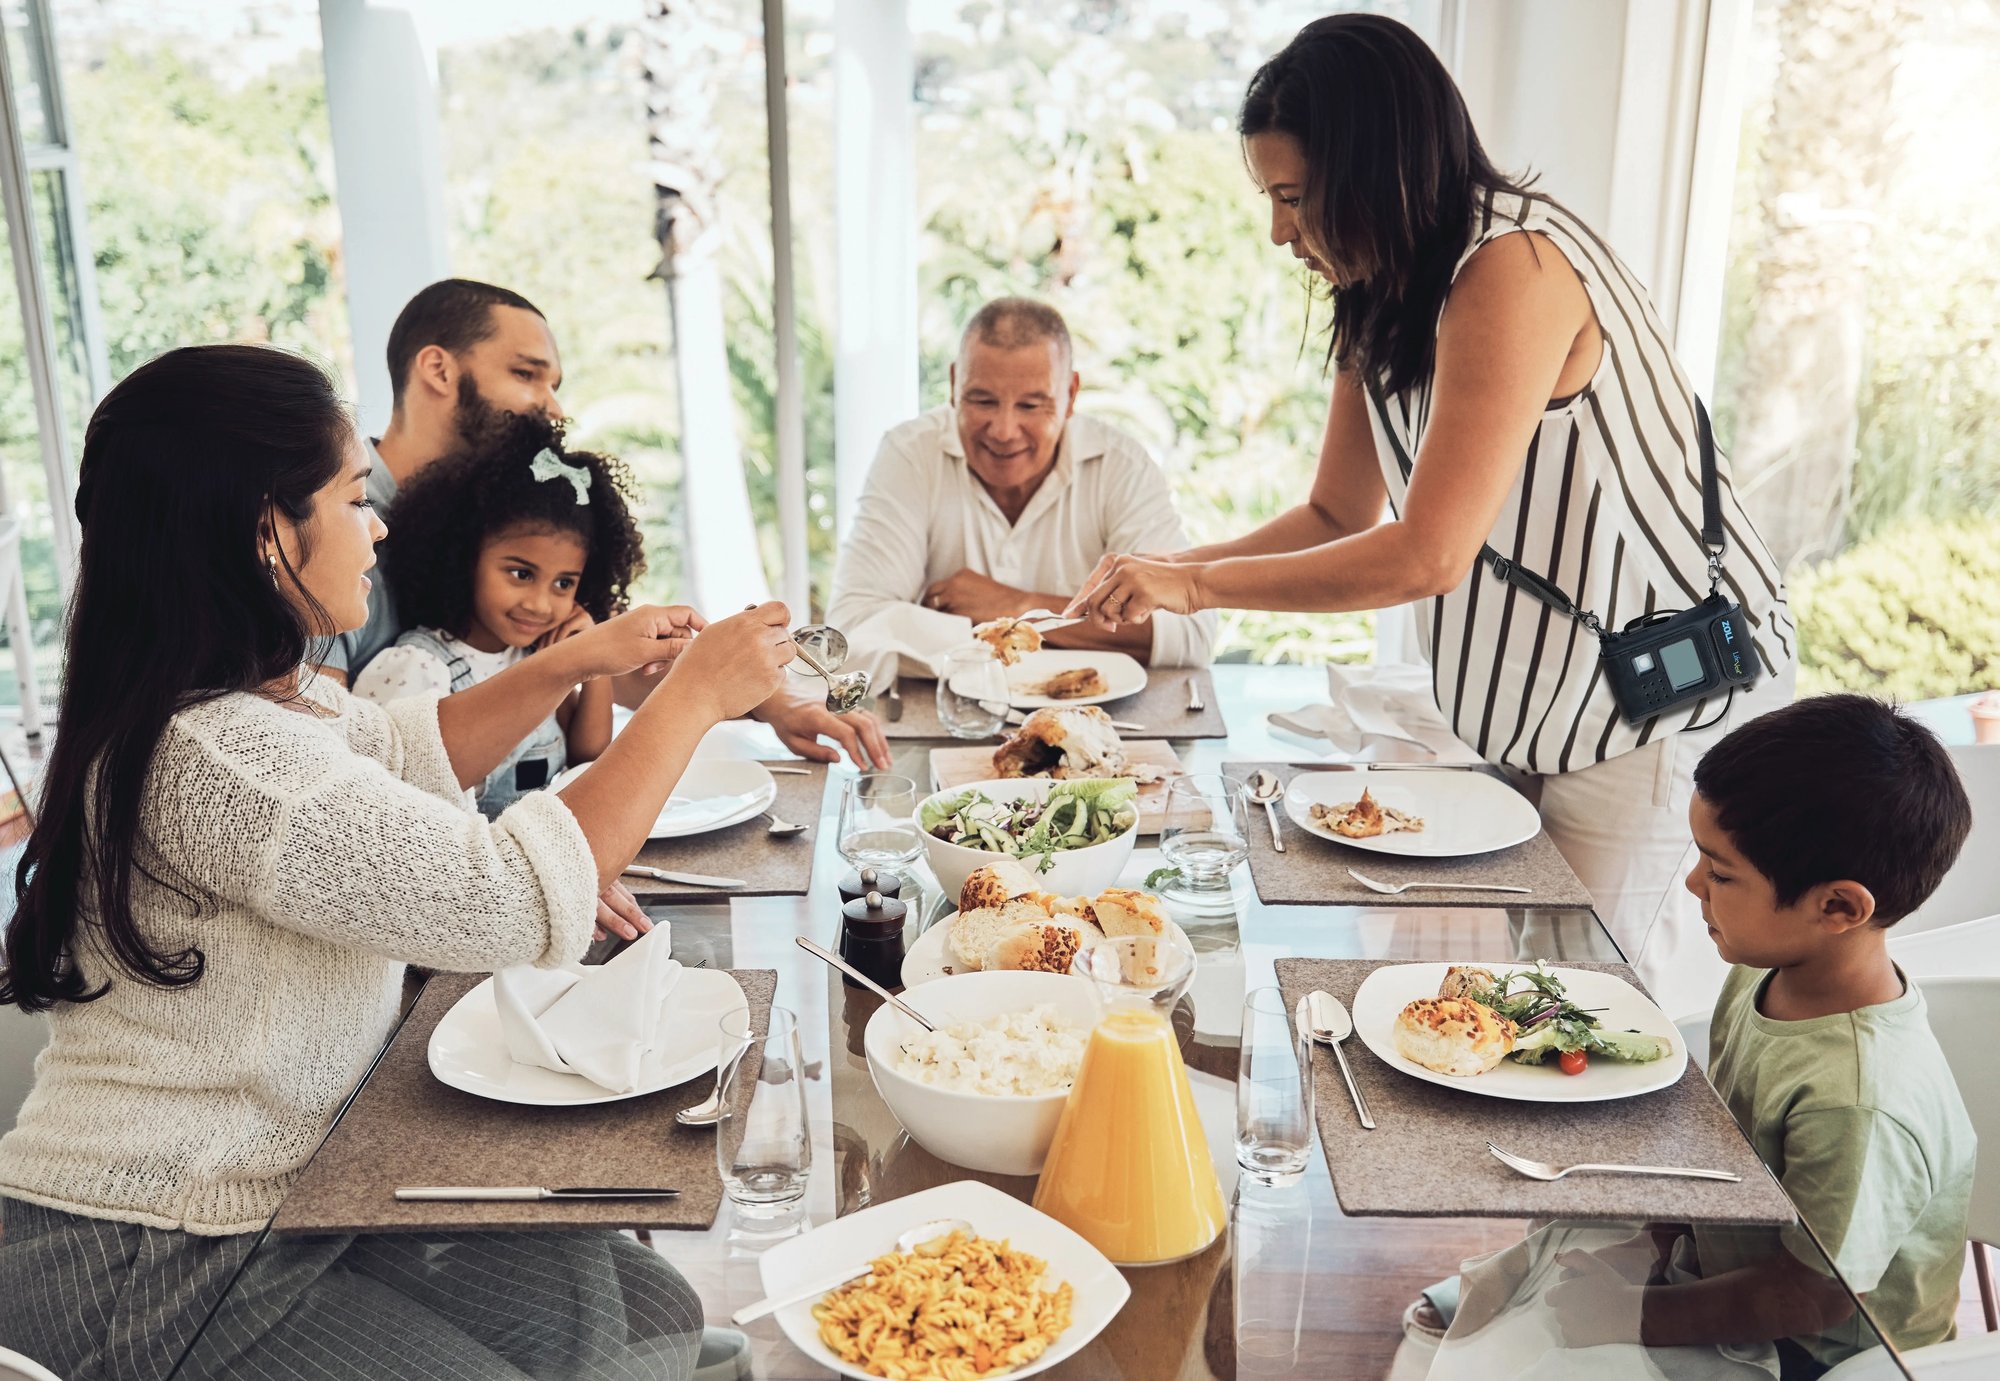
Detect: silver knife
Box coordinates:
(1313, 762, 1489, 771)
(395, 1186, 681, 1201)
(885, 680, 903, 722)
(621, 865, 746, 888)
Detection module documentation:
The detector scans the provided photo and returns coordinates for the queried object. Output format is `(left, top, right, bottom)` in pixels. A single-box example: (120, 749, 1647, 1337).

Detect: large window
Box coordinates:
(907, 1, 1439, 663)
(1712, 0, 2000, 700)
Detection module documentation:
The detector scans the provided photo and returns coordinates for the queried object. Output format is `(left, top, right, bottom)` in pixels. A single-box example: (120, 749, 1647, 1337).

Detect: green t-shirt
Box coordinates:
(1698, 963, 1975, 1368)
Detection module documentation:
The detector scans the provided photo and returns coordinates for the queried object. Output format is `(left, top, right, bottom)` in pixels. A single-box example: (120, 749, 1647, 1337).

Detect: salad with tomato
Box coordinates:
(1450, 962, 1674, 1075)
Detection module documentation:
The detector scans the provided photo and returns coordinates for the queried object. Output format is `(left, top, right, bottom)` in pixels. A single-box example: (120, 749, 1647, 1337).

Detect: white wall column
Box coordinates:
(317, 0, 450, 436)
(832, 0, 917, 538)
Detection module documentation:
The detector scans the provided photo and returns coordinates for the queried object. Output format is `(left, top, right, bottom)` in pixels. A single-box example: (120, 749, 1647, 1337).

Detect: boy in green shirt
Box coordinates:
(1554, 693, 1977, 1374)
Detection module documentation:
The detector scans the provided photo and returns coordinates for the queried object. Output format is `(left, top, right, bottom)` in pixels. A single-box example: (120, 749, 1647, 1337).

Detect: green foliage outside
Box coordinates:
(1791, 520, 2000, 700)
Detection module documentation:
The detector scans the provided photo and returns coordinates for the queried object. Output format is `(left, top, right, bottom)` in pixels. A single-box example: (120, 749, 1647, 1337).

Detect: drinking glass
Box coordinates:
(935, 646, 1009, 738)
(1235, 987, 1312, 1188)
(837, 773, 923, 872)
(717, 1006, 811, 1215)
(1159, 773, 1251, 896)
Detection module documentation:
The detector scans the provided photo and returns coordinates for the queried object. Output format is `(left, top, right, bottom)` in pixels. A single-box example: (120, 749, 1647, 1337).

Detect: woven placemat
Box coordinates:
(1225, 761, 1594, 909)
(883, 667, 1228, 740)
(1274, 958, 1792, 1224)
(272, 968, 777, 1235)
(624, 764, 827, 901)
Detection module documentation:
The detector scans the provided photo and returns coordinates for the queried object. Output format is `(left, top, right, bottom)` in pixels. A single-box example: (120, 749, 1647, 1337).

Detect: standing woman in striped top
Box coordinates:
(1066, 13, 1794, 1016)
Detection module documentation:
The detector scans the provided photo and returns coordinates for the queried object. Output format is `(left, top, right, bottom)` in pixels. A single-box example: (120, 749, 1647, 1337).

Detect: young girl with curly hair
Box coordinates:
(355, 415, 648, 817)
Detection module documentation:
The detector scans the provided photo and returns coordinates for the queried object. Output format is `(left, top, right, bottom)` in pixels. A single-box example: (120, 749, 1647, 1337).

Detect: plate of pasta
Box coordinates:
(757, 1180, 1130, 1380)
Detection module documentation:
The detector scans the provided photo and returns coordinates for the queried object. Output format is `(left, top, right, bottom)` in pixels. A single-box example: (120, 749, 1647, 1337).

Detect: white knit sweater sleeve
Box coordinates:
(147, 694, 598, 974)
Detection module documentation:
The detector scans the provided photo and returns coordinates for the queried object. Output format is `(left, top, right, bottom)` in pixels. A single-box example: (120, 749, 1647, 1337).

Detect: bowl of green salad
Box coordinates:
(915, 778, 1141, 899)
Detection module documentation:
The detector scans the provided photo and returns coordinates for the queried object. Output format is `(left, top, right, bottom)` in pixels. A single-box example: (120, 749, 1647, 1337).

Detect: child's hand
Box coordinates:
(537, 608, 597, 651)
(1547, 1249, 1645, 1348)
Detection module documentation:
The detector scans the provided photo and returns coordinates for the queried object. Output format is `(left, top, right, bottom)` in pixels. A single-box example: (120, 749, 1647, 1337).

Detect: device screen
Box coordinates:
(1660, 637, 1704, 691)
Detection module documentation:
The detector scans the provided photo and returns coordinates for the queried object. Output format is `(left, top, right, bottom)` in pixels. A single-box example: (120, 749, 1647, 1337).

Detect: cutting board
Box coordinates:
(928, 740, 1189, 836)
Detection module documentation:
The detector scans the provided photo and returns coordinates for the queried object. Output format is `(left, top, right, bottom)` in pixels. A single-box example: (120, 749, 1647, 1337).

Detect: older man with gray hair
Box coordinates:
(829, 297, 1215, 666)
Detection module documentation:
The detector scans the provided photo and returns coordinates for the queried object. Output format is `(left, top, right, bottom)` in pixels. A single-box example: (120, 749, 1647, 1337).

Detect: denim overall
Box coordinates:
(398, 628, 567, 819)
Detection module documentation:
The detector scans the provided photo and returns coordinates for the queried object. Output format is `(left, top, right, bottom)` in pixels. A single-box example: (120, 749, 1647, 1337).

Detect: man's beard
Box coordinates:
(452, 374, 554, 452)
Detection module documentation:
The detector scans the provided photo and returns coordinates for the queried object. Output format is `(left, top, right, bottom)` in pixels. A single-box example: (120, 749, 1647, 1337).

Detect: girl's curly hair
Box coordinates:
(381, 413, 646, 636)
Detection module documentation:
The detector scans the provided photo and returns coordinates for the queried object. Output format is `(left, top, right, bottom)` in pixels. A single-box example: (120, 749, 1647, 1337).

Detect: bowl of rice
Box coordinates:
(864, 971, 1099, 1176)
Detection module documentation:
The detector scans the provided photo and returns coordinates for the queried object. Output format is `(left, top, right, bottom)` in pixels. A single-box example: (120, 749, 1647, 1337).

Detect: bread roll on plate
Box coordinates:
(1093, 887, 1165, 938)
(957, 859, 1042, 913)
(1391, 997, 1515, 1077)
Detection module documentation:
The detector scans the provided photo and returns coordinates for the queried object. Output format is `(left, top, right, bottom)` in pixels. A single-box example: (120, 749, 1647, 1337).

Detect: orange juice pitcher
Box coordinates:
(1033, 935, 1226, 1265)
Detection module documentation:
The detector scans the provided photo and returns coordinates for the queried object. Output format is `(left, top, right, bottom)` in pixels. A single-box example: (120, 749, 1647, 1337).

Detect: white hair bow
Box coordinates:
(529, 448, 592, 505)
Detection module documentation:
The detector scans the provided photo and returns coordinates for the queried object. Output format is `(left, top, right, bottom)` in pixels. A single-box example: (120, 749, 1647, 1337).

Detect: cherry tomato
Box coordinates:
(1559, 1048, 1588, 1076)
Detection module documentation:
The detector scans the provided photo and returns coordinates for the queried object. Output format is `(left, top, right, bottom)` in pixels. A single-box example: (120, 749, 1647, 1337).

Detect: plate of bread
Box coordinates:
(1284, 770, 1540, 858)
(1004, 650, 1147, 709)
(930, 706, 1187, 834)
(903, 860, 1191, 986)
(1349, 961, 1685, 1102)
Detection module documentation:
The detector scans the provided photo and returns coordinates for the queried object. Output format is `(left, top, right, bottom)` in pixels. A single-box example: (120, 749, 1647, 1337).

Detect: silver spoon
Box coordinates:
(790, 640, 872, 714)
(764, 811, 808, 837)
(794, 936, 935, 1032)
(1486, 1140, 1740, 1184)
(1298, 989, 1374, 1130)
(731, 1217, 973, 1325)
(1246, 769, 1286, 853)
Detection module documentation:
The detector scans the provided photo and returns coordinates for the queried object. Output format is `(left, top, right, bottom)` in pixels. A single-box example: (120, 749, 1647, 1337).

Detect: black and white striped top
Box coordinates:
(1364, 190, 1792, 775)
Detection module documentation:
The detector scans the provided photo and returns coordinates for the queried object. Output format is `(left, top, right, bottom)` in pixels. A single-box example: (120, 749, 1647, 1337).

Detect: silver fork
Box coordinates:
(1185, 676, 1205, 713)
(1487, 1141, 1741, 1183)
(1347, 868, 1530, 896)
(1016, 607, 1084, 631)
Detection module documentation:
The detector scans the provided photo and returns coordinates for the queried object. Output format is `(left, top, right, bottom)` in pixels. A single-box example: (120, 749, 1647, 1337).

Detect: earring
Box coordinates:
(266, 553, 279, 586)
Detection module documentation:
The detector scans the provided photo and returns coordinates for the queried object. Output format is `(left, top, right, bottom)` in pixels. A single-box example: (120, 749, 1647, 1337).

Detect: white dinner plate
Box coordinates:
(1005, 649, 1148, 709)
(553, 759, 777, 840)
(426, 966, 750, 1106)
(1350, 961, 1687, 1103)
(1283, 769, 1540, 858)
(757, 1180, 1130, 1381)
(902, 906, 1194, 986)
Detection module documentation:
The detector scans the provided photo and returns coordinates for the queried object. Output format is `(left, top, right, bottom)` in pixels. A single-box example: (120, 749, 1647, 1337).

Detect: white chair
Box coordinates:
(1820, 1329, 2000, 1379)
(0, 515, 43, 742)
(1919, 976, 2000, 1332)
(0, 1345, 64, 1381)
(1891, 913, 2000, 983)
(1900, 746, 2000, 938)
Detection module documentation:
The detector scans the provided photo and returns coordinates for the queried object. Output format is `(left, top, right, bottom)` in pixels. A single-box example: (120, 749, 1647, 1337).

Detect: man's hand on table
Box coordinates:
(920, 567, 1039, 624)
(594, 881, 653, 943)
(753, 690, 890, 770)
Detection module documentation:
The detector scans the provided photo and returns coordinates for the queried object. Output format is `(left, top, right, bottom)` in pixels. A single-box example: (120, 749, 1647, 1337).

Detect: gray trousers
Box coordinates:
(0, 1198, 700, 1381)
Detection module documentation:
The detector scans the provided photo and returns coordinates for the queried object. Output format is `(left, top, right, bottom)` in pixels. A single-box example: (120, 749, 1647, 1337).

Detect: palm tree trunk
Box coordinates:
(1728, 0, 1914, 569)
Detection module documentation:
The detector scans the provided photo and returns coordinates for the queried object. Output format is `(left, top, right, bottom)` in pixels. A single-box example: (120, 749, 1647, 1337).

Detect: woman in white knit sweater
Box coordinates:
(0, 345, 795, 1379)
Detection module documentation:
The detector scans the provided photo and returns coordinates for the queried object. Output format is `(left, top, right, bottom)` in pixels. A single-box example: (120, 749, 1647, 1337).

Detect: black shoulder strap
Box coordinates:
(1364, 378, 1724, 632)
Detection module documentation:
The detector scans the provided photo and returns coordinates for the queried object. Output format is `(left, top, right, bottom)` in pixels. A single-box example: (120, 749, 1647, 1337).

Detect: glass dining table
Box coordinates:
(164, 666, 1910, 1381)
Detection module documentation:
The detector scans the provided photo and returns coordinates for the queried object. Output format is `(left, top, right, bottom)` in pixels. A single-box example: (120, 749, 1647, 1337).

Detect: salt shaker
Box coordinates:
(838, 890, 908, 991)
(836, 865, 902, 908)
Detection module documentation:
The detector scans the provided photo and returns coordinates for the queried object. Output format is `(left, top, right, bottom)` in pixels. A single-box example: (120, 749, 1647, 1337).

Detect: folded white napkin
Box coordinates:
(493, 932, 681, 1093)
(845, 603, 975, 689)
(1267, 662, 1483, 762)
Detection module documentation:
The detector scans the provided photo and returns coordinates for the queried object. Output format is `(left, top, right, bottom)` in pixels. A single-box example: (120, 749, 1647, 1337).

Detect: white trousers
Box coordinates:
(1512, 663, 1797, 1023)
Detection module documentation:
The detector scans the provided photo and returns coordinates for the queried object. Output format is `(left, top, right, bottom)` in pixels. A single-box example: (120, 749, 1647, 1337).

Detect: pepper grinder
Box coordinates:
(838, 889, 908, 992)
(836, 865, 903, 908)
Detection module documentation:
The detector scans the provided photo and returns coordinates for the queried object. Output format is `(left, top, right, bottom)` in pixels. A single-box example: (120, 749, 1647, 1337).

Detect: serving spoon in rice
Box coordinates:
(795, 936, 937, 1032)
(733, 1217, 975, 1325)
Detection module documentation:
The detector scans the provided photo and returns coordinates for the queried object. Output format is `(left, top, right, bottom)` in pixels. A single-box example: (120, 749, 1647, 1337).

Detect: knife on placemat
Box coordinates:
(396, 1186, 680, 1201)
(621, 865, 746, 888)
(884, 680, 903, 721)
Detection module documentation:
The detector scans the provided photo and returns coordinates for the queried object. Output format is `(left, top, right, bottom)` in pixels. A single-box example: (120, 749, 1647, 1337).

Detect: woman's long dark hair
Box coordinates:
(1240, 14, 1534, 395)
(2, 344, 352, 1012)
